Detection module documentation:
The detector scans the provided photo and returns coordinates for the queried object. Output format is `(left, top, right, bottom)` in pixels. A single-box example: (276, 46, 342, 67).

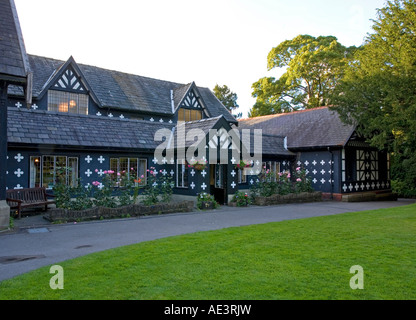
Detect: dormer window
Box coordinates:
(47, 90, 88, 115)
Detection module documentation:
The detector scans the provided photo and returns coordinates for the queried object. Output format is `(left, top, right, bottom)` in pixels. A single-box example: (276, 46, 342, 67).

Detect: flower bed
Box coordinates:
(44, 201, 194, 223)
(253, 191, 322, 206)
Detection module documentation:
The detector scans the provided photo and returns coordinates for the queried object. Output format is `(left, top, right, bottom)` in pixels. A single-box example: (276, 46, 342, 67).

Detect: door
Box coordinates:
(210, 164, 227, 205)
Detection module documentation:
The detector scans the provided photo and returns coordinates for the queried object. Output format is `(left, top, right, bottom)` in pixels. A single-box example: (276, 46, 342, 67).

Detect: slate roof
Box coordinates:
(7, 107, 174, 151)
(0, 0, 29, 82)
(10, 54, 236, 123)
(257, 134, 294, 156)
(238, 107, 356, 149)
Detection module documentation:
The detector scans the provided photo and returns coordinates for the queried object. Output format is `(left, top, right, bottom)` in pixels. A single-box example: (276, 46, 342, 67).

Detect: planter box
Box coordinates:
(198, 201, 216, 210)
(254, 192, 322, 206)
(228, 201, 249, 207)
(44, 201, 194, 223)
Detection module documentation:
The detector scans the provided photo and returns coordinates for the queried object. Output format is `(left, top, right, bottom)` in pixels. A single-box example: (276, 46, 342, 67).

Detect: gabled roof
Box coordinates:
(35, 56, 101, 106)
(13, 54, 237, 123)
(0, 0, 29, 83)
(238, 107, 356, 149)
(173, 81, 211, 117)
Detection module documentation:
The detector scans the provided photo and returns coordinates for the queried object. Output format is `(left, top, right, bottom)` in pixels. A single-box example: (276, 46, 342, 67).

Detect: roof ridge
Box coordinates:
(239, 106, 329, 121)
(28, 54, 186, 88)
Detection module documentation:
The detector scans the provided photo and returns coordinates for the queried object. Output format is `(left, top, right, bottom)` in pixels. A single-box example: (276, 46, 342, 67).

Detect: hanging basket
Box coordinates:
(235, 160, 251, 170)
(193, 164, 206, 171)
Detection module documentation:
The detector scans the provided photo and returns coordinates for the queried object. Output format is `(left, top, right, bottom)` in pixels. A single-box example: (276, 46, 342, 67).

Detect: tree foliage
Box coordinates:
(331, 0, 416, 196)
(250, 35, 356, 117)
(213, 84, 241, 118)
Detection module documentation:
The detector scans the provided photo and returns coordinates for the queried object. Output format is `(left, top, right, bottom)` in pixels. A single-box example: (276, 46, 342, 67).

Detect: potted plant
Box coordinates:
(197, 192, 219, 210)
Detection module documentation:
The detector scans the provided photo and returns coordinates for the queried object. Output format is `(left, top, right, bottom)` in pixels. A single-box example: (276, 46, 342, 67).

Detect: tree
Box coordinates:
(250, 35, 356, 117)
(213, 84, 241, 118)
(331, 0, 416, 196)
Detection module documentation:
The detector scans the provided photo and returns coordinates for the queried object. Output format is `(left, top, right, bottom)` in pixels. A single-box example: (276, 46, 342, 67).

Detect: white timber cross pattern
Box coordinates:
(14, 153, 24, 162)
(14, 168, 24, 177)
(98, 156, 105, 164)
(85, 155, 93, 163)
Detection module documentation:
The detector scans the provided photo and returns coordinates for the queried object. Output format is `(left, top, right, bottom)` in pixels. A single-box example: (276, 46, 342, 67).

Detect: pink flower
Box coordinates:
(287, 173, 291, 178)
(95, 169, 98, 173)
(117, 172, 121, 176)
(108, 170, 114, 174)
(296, 178, 302, 182)
(296, 167, 301, 171)
(140, 175, 144, 178)
(150, 170, 153, 175)
(104, 170, 108, 174)
(92, 181, 100, 186)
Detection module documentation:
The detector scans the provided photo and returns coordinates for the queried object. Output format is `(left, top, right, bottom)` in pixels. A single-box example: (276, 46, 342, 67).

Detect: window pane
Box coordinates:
(78, 94, 88, 115)
(177, 160, 188, 187)
(30, 156, 41, 188)
(55, 156, 67, 184)
(119, 158, 129, 174)
(48, 90, 88, 115)
(68, 93, 78, 114)
(68, 157, 78, 187)
(138, 159, 147, 186)
(42, 156, 55, 189)
(178, 109, 185, 122)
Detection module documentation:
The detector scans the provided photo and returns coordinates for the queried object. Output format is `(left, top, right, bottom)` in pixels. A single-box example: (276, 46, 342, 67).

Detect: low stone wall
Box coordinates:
(253, 192, 322, 206)
(44, 201, 194, 223)
(342, 191, 398, 202)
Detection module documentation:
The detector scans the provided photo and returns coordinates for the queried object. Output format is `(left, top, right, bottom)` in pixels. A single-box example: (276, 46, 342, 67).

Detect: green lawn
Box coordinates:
(1, 204, 415, 300)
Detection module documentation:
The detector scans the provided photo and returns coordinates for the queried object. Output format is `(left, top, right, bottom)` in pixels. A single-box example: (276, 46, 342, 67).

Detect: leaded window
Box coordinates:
(178, 108, 202, 122)
(48, 90, 88, 115)
(110, 158, 147, 186)
(30, 156, 78, 189)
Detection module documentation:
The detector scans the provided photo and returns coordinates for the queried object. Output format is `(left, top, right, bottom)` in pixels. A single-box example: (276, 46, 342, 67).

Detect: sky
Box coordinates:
(14, 0, 387, 118)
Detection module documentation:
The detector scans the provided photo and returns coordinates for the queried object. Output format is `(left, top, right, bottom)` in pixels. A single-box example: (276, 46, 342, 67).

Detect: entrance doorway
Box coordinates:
(210, 164, 227, 205)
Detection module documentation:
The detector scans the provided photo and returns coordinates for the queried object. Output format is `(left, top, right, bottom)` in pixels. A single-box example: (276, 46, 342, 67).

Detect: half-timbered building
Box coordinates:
(2, 0, 393, 209)
(238, 107, 393, 201)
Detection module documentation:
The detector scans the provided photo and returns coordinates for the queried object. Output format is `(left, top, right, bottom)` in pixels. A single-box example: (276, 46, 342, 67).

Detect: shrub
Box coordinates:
(231, 191, 251, 206)
(293, 167, 314, 193)
(141, 167, 174, 205)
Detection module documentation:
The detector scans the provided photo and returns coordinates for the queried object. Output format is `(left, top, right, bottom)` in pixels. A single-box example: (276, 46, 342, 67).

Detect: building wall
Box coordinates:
(296, 149, 341, 194)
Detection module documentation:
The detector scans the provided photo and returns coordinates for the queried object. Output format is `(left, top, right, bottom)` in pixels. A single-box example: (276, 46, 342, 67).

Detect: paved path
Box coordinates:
(0, 199, 414, 282)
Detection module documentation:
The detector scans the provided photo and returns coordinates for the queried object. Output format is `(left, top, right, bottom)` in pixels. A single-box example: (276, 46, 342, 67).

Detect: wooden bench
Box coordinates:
(6, 187, 55, 219)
